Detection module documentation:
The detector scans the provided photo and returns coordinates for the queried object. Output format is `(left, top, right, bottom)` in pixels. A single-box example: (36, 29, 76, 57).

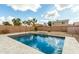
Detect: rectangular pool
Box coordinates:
(9, 33, 65, 54)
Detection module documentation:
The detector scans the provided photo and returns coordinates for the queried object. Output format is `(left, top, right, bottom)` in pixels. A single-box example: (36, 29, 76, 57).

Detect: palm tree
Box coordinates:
(3, 21, 12, 26)
(12, 18, 21, 26)
(48, 21, 52, 32)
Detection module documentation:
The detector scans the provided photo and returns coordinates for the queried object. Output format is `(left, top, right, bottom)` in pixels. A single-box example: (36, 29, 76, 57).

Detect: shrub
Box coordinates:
(34, 26, 38, 31)
(3, 21, 12, 26)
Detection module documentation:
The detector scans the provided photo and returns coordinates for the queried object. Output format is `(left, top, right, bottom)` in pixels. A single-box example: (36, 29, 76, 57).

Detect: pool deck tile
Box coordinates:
(0, 35, 43, 54)
(0, 31, 79, 54)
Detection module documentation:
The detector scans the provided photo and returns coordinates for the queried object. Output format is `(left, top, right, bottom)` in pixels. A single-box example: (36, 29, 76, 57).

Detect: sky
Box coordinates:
(0, 4, 79, 24)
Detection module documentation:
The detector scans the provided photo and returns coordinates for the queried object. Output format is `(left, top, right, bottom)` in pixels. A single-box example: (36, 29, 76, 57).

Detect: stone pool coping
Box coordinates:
(0, 31, 79, 54)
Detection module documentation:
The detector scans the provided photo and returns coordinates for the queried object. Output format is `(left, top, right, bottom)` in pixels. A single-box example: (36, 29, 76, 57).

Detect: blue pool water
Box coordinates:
(10, 33, 65, 54)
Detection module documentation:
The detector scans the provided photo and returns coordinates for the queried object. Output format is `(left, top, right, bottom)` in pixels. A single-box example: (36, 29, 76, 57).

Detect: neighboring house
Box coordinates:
(73, 22, 79, 26)
(52, 20, 69, 25)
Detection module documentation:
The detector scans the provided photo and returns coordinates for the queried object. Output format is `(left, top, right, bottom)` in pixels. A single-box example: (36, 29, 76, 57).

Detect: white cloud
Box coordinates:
(42, 4, 72, 21)
(0, 16, 5, 25)
(0, 16, 15, 25)
(68, 5, 79, 24)
(42, 4, 79, 24)
(41, 14, 44, 18)
(71, 5, 79, 12)
(54, 4, 79, 24)
(69, 16, 79, 24)
(55, 4, 72, 11)
(8, 4, 41, 12)
(6, 16, 15, 24)
(27, 17, 33, 20)
(44, 10, 60, 20)
(37, 20, 48, 24)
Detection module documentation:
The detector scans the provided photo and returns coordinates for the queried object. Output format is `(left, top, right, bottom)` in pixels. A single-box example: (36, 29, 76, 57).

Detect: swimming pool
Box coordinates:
(10, 33, 65, 54)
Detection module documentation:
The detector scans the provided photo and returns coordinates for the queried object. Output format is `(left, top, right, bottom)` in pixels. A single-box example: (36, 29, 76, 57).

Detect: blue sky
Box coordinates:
(0, 4, 79, 24)
(0, 4, 54, 20)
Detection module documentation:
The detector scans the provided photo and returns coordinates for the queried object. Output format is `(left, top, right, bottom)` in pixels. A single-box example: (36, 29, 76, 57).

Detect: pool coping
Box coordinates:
(0, 31, 79, 54)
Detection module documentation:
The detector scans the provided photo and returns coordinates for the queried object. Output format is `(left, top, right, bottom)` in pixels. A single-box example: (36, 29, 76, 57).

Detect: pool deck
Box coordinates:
(0, 31, 79, 54)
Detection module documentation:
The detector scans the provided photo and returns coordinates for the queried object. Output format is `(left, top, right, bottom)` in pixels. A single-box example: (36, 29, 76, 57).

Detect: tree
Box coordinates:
(32, 18, 37, 23)
(31, 18, 37, 31)
(23, 20, 33, 29)
(48, 21, 52, 32)
(23, 20, 32, 25)
(48, 21, 52, 26)
(23, 21, 28, 25)
(23, 18, 37, 31)
(12, 18, 21, 26)
(3, 21, 12, 26)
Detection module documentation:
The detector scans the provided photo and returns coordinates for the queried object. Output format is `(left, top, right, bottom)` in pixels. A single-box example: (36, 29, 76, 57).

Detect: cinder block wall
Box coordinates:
(0, 25, 33, 34)
(0, 25, 79, 35)
(37, 25, 67, 32)
(67, 25, 79, 34)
